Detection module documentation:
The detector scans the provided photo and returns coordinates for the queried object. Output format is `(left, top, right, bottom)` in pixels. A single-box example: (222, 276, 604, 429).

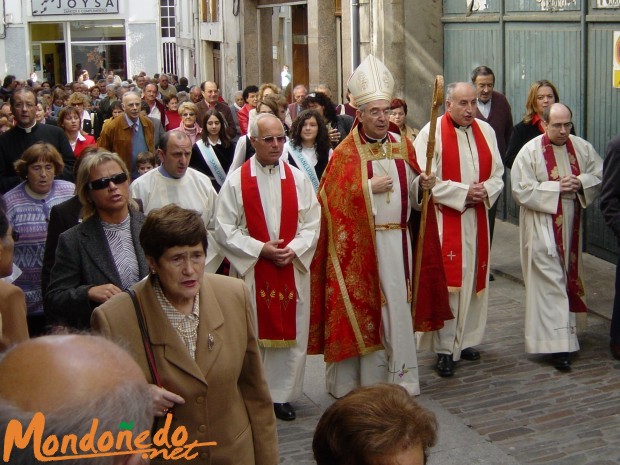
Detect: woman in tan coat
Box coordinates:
(92, 205, 278, 465)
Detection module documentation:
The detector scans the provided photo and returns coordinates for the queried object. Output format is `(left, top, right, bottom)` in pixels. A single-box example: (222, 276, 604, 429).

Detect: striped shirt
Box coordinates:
(101, 215, 139, 290)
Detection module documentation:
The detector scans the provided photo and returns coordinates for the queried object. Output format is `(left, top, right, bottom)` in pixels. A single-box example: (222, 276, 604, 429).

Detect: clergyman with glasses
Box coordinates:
(214, 113, 320, 421)
(511, 102, 602, 371)
(308, 55, 452, 399)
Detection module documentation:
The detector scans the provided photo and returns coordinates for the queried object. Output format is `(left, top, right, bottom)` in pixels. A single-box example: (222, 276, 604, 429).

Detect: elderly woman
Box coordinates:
(0, 199, 29, 345)
(92, 205, 279, 465)
(4, 143, 74, 335)
(45, 151, 148, 329)
(176, 101, 202, 144)
(190, 109, 235, 192)
(313, 384, 438, 465)
(57, 106, 96, 157)
(390, 98, 419, 143)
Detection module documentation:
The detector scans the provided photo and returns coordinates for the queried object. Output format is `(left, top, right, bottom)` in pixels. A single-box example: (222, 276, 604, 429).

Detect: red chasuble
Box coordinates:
(240, 160, 299, 347)
(308, 126, 452, 363)
(540, 134, 587, 313)
(440, 113, 492, 294)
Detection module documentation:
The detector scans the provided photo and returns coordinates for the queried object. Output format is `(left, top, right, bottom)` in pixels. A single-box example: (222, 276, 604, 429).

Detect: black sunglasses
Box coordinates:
(88, 172, 128, 190)
(11, 229, 19, 242)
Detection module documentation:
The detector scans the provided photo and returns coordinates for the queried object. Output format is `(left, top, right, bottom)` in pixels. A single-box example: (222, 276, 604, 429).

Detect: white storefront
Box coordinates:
(0, 0, 162, 84)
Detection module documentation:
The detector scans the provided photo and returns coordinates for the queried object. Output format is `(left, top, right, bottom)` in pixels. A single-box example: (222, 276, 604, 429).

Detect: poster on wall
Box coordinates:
(32, 0, 119, 16)
(614, 31, 620, 89)
(598, 0, 620, 7)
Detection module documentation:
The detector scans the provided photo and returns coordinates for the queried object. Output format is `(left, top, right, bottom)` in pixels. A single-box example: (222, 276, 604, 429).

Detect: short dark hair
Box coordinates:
(390, 98, 408, 115)
(242, 85, 259, 103)
(140, 205, 207, 261)
(313, 384, 438, 465)
(471, 66, 495, 84)
(136, 151, 157, 166)
(2, 75, 15, 88)
(9, 87, 37, 108)
(301, 92, 337, 125)
(179, 77, 188, 86)
(14, 142, 64, 179)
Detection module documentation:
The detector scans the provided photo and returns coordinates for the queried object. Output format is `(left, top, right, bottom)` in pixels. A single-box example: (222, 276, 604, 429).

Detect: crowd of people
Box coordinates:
(0, 56, 616, 465)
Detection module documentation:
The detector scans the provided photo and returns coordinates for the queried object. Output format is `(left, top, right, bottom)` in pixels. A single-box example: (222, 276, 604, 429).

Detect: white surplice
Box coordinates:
(511, 134, 602, 354)
(326, 142, 425, 398)
(213, 157, 320, 403)
(129, 167, 223, 272)
(414, 116, 504, 361)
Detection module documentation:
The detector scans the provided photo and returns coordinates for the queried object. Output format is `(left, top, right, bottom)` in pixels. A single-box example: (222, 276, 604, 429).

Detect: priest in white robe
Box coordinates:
(130, 130, 222, 272)
(511, 103, 602, 371)
(214, 113, 320, 421)
(415, 82, 504, 377)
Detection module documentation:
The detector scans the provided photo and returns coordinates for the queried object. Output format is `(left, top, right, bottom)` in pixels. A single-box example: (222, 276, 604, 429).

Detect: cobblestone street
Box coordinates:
(277, 221, 620, 465)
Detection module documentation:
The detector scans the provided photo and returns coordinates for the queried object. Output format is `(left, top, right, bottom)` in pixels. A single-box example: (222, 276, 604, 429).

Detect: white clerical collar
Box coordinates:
(19, 122, 37, 133)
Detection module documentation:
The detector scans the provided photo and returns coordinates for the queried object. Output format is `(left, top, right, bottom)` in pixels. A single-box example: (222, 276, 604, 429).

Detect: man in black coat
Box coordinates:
(0, 87, 74, 193)
(600, 133, 620, 360)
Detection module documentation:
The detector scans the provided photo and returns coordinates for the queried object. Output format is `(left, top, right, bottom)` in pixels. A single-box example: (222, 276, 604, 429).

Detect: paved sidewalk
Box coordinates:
(277, 220, 619, 465)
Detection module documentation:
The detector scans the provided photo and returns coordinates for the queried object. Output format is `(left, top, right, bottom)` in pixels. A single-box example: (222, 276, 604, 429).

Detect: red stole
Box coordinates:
(440, 113, 492, 293)
(541, 134, 587, 313)
(240, 160, 299, 347)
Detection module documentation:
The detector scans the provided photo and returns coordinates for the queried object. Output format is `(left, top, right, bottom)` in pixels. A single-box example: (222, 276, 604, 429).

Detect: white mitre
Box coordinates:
(347, 54, 394, 106)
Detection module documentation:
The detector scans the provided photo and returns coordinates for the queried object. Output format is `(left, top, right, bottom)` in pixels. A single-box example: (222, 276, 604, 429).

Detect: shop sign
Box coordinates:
(32, 0, 119, 16)
(597, 0, 620, 7)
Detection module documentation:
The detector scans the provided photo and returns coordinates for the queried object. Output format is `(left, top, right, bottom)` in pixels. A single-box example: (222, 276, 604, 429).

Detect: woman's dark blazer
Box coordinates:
(190, 140, 236, 192)
(45, 209, 149, 329)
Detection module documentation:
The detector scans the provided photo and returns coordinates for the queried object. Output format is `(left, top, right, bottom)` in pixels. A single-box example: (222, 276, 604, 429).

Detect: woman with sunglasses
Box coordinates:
(175, 101, 202, 144)
(4, 143, 74, 336)
(45, 151, 149, 329)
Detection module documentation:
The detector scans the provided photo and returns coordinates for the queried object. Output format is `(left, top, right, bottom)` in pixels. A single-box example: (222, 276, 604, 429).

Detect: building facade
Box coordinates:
(0, 0, 168, 83)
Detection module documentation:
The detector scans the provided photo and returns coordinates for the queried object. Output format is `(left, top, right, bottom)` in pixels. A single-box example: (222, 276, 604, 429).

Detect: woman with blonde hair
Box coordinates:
(45, 151, 148, 329)
(506, 79, 573, 168)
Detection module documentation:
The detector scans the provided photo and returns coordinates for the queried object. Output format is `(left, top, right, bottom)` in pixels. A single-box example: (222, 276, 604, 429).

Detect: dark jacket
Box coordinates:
(601, 133, 620, 245)
(474, 90, 513, 160)
(45, 210, 149, 329)
(190, 140, 236, 192)
(0, 123, 74, 193)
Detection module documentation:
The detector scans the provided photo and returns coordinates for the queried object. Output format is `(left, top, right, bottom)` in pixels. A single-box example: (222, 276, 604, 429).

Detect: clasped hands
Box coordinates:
(261, 239, 295, 267)
(559, 174, 581, 194)
(370, 173, 437, 194)
(465, 182, 488, 207)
